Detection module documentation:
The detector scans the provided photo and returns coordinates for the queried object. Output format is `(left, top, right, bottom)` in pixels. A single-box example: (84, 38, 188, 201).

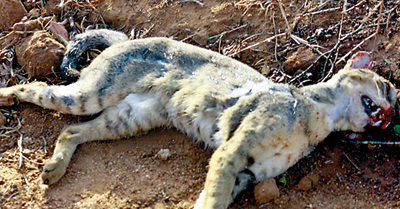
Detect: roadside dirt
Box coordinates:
(1, 0, 400, 208)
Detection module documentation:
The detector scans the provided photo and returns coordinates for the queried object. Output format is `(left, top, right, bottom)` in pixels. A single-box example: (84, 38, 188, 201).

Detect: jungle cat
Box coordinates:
(0, 29, 397, 209)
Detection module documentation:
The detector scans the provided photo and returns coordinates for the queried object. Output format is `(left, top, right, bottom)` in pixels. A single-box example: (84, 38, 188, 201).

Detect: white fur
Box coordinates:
(121, 93, 169, 131)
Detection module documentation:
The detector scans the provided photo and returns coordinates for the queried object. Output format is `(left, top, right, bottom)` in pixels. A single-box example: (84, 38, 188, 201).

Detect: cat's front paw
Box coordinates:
(41, 152, 68, 185)
(0, 87, 16, 106)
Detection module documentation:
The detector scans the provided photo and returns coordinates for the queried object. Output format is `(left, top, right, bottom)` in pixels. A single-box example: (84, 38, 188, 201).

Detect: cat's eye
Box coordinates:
(361, 95, 377, 111)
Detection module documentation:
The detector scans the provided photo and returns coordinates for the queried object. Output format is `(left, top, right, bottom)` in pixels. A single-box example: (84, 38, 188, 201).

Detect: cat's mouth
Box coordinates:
(361, 95, 395, 129)
(344, 95, 395, 141)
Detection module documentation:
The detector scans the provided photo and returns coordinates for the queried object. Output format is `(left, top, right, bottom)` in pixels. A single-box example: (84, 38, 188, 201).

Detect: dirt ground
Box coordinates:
(1, 0, 400, 208)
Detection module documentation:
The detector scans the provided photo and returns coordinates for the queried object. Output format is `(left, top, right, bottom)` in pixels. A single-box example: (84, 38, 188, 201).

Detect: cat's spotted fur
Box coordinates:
(0, 29, 396, 209)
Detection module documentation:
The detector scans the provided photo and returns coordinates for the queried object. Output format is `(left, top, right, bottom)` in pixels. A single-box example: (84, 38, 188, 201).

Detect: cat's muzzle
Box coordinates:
(361, 95, 395, 129)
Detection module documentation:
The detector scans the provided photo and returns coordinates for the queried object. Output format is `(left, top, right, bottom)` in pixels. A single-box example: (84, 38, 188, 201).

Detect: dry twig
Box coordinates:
(289, 34, 327, 57)
(343, 0, 366, 13)
(208, 24, 248, 53)
(335, 1, 385, 65)
(272, 14, 279, 63)
(277, 0, 290, 32)
(229, 33, 285, 57)
(343, 153, 360, 171)
(18, 135, 23, 169)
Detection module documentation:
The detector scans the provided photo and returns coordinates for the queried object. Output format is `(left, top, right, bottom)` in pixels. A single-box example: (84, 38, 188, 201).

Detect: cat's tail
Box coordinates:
(60, 29, 128, 80)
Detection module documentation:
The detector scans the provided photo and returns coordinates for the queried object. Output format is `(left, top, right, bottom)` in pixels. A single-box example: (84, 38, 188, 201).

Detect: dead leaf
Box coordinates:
(49, 20, 69, 45)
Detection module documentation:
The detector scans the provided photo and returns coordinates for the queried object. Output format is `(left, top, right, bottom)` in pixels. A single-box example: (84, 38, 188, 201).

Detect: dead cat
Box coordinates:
(0, 29, 396, 209)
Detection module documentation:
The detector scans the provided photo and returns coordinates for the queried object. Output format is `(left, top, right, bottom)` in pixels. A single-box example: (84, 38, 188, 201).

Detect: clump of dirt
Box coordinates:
(284, 47, 318, 75)
(15, 30, 66, 79)
(0, 0, 27, 31)
(296, 173, 320, 191)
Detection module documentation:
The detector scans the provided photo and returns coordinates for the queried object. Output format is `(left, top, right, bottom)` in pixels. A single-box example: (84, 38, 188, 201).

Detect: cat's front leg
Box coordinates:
(194, 131, 253, 209)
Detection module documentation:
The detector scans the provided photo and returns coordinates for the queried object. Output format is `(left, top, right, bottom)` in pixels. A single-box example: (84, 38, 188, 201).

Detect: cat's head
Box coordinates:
(329, 52, 397, 132)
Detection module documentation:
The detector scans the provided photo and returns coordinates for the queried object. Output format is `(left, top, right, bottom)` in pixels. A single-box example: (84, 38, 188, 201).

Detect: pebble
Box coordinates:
(156, 149, 171, 160)
(283, 47, 317, 74)
(254, 178, 280, 205)
(297, 173, 320, 191)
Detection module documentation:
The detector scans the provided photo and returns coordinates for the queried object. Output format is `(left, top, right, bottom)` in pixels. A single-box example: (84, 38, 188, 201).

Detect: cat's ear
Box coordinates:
(343, 51, 373, 70)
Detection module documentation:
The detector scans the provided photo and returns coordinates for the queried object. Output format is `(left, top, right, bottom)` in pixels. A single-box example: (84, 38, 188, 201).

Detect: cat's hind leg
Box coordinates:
(0, 82, 99, 115)
(41, 93, 168, 185)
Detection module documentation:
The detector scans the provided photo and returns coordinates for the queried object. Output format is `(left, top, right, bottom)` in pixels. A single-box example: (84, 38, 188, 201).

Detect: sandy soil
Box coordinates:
(1, 0, 400, 208)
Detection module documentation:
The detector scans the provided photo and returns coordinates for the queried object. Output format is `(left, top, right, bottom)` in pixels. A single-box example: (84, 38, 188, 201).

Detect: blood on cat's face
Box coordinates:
(340, 52, 396, 141)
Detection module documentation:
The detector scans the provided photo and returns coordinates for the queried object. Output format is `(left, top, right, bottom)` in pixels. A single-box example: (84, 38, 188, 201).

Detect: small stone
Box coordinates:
(283, 47, 317, 75)
(156, 149, 171, 160)
(0, 112, 6, 126)
(297, 173, 320, 191)
(297, 176, 312, 191)
(254, 178, 280, 205)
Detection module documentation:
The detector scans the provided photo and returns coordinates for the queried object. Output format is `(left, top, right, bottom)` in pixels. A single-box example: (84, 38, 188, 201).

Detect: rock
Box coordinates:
(283, 47, 317, 74)
(15, 30, 66, 79)
(297, 176, 312, 191)
(156, 149, 171, 160)
(0, 112, 6, 126)
(254, 178, 280, 205)
(297, 173, 320, 191)
(0, 0, 27, 31)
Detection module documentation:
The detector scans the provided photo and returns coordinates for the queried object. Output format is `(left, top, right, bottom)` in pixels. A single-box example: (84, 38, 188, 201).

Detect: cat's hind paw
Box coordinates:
(0, 87, 16, 106)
